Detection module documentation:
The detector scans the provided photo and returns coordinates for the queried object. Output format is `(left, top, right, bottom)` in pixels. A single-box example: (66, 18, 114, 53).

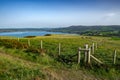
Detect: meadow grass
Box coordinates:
(0, 35, 120, 80)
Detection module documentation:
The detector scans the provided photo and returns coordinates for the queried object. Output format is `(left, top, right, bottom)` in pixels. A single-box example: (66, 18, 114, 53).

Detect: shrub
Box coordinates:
(24, 36, 36, 38)
(44, 34, 52, 36)
(0, 39, 29, 49)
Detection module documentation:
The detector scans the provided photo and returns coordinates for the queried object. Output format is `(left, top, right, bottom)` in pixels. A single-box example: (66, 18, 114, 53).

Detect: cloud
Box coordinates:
(106, 13, 116, 17)
(102, 12, 117, 21)
(94, 12, 120, 25)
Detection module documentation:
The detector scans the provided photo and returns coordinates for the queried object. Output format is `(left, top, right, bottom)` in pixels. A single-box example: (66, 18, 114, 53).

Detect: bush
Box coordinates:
(25, 47, 39, 53)
(24, 36, 36, 38)
(44, 34, 52, 36)
(0, 39, 29, 49)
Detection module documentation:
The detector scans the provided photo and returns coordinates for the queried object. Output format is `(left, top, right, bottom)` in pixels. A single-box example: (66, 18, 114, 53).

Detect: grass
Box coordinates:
(0, 51, 45, 80)
(0, 35, 120, 80)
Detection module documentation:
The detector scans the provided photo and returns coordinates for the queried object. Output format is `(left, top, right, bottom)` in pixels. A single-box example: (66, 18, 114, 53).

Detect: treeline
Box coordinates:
(80, 30, 120, 37)
(49, 25, 120, 37)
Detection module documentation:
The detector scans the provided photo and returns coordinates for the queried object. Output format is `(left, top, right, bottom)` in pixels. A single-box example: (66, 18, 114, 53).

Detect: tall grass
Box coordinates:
(0, 35, 120, 79)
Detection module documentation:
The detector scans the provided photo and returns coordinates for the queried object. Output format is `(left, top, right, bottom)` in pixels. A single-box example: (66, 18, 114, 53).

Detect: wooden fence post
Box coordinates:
(85, 44, 88, 63)
(88, 48, 91, 64)
(113, 50, 117, 64)
(28, 39, 31, 46)
(58, 43, 61, 55)
(18, 38, 20, 42)
(90, 55, 103, 64)
(78, 47, 81, 64)
(92, 43, 95, 54)
(41, 40, 43, 49)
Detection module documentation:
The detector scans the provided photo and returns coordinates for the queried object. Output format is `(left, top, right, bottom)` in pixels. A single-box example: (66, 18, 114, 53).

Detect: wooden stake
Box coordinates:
(113, 50, 117, 64)
(28, 39, 31, 46)
(18, 38, 20, 42)
(58, 43, 61, 55)
(88, 48, 91, 64)
(90, 55, 103, 64)
(78, 47, 81, 64)
(85, 44, 88, 63)
(92, 43, 95, 54)
(41, 40, 43, 49)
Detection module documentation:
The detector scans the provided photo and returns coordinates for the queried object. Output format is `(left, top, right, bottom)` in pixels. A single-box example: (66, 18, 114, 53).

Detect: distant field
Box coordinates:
(0, 34, 120, 80)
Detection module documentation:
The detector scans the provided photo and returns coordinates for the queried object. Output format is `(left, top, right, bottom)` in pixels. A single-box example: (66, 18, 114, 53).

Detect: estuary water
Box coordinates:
(0, 31, 66, 37)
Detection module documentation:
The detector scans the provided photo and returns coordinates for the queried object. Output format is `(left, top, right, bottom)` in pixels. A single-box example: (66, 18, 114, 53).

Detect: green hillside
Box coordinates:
(0, 35, 120, 80)
(49, 25, 120, 37)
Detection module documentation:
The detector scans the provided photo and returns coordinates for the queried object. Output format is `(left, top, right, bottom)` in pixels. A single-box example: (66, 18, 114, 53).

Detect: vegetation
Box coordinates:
(0, 25, 120, 37)
(0, 35, 120, 80)
(24, 36, 36, 38)
(49, 25, 120, 37)
(44, 34, 52, 36)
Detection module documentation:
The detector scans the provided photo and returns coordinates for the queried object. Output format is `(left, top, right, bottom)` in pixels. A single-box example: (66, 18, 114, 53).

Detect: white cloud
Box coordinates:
(106, 13, 116, 17)
(93, 12, 120, 25)
(102, 12, 117, 21)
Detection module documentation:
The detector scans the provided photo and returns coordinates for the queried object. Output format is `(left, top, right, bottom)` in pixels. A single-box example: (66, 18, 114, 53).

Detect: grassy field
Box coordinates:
(0, 34, 120, 80)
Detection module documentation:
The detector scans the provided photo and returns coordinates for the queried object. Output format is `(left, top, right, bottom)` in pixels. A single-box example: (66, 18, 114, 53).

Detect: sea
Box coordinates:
(0, 31, 66, 37)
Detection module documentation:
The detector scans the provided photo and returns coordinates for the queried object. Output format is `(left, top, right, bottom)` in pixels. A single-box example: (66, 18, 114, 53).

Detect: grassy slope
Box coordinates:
(0, 35, 120, 80)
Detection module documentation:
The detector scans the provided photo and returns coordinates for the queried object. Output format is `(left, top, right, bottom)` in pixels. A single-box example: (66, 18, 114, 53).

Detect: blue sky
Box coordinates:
(0, 0, 120, 28)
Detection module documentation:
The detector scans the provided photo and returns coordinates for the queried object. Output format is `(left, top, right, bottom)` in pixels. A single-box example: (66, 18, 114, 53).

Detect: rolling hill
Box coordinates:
(49, 25, 120, 37)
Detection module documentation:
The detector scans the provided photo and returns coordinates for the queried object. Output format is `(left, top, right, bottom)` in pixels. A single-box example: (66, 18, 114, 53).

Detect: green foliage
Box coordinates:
(56, 54, 77, 66)
(0, 39, 28, 49)
(0, 67, 44, 80)
(24, 36, 36, 38)
(25, 47, 40, 54)
(0, 53, 45, 80)
(44, 34, 52, 36)
(111, 37, 120, 40)
(50, 25, 120, 37)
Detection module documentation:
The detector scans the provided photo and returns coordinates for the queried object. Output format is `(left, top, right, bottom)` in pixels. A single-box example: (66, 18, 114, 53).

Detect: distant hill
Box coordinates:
(0, 25, 120, 37)
(49, 25, 120, 37)
(0, 28, 50, 32)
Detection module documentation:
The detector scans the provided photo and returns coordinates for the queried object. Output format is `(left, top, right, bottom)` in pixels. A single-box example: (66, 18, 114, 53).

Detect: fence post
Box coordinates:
(78, 47, 81, 64)
(92, 43, 95, 54)
(41, 40, 43, 49)
(18, 38, 20, 42)
(28, 39, 31, 46)
(88, 48, 91, 64)
(90, 55, 103, 64)
(58, 43, 61, 55)
(113, 50, 117, 64)
(85, 44, 88, 63)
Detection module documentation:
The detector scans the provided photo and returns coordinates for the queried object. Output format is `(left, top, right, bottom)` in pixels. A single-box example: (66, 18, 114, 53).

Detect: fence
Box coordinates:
(0, 38, 119, 66)
(19, 39, 120, 65)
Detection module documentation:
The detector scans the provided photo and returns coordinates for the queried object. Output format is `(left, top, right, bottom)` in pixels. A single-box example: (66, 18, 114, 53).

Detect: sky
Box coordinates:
(0, 0, 120, 28)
